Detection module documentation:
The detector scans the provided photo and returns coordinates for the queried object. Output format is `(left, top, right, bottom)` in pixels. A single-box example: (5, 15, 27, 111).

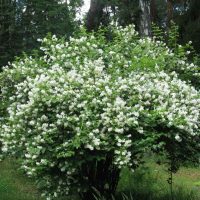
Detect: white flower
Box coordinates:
(114, 97, 126, 107)
(175, 134, 182, 142)
(115, 128, 124, 134)
(86, 144, 94, 150)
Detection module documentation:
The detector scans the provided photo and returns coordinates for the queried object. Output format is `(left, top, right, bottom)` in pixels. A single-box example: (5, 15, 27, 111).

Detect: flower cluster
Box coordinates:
(0, 25, 200, 199)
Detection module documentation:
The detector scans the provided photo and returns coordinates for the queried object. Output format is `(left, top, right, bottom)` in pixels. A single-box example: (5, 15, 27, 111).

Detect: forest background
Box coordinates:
(1, 0, 200, 68)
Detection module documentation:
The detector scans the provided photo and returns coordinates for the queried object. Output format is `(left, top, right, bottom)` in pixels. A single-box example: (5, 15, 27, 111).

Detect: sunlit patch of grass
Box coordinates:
(194, 181, 200, 186)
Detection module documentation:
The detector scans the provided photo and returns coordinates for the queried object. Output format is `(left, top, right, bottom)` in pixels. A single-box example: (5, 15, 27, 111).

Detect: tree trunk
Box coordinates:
(166, 0, 173, 26)
(79, 153, 120, 200)
(86, 0, 105, 31)
(150, 0, 158, 23)
(139, 0, 151, 37)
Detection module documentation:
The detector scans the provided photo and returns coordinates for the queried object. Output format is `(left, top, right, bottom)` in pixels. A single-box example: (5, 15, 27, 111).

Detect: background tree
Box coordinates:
(0, 0, 83, 68)
(150, 0, 158, 23)
(86, 0, 150, 35)
(0, 0, 16, 67)
(174, 0, 200, 53)
(1, 0, 200, 68)
(86, 0, 105, 31)
(85, 0, 200, 53)
(139, 0, 151, 36)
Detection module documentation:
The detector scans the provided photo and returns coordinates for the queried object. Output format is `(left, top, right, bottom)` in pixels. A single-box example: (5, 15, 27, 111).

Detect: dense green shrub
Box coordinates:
(0, 25, 199, 199)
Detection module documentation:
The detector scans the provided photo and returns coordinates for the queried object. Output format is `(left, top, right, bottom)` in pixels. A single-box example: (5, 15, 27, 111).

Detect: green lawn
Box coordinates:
(0, 159, 42, 200)
(118, 160, 200, 200)
(0, 158, 199, 200)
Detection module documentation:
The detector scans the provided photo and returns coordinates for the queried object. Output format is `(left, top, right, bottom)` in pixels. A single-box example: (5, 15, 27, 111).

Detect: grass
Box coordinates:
(117, 160, 200, 200)
(0, 158, 199, 200)
(0, 158, 43, 200)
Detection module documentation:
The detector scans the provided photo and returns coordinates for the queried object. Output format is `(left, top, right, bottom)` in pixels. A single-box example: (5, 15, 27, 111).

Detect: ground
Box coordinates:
(0, 158, 199, 200)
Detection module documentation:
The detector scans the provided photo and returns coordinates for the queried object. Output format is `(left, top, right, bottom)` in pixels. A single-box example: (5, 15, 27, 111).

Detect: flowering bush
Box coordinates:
(0, 25, 200, 199)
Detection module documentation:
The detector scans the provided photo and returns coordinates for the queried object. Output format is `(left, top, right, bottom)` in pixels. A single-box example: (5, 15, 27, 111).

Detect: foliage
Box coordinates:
(87, 0, 200, 53)
(107, 0, 140, 26)
(0, 0, 83, 68)
(0, 25, 200, 199)
(152, 21, 200, 89)
(174, 0, 200, 53)
(0, 0, 17, 67)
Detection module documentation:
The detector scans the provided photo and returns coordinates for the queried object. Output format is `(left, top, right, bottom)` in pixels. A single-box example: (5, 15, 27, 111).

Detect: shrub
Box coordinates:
(0, 25, 200, 199)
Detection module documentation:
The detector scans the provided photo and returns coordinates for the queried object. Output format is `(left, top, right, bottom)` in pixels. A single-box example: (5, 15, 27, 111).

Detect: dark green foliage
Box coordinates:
(175, 0, 200, 53)
(0, 0, 83, 68)
(110, 0, 140, 27)
(152, 21, 200, 90)
(85, 0, 140, 32)
(0, 0, 17, 67)
(85, 0, 200, 54)
(18, 0, 80, 50)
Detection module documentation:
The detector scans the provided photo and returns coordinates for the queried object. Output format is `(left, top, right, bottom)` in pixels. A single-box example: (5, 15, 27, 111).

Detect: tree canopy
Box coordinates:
(0, 0, 83, 67)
